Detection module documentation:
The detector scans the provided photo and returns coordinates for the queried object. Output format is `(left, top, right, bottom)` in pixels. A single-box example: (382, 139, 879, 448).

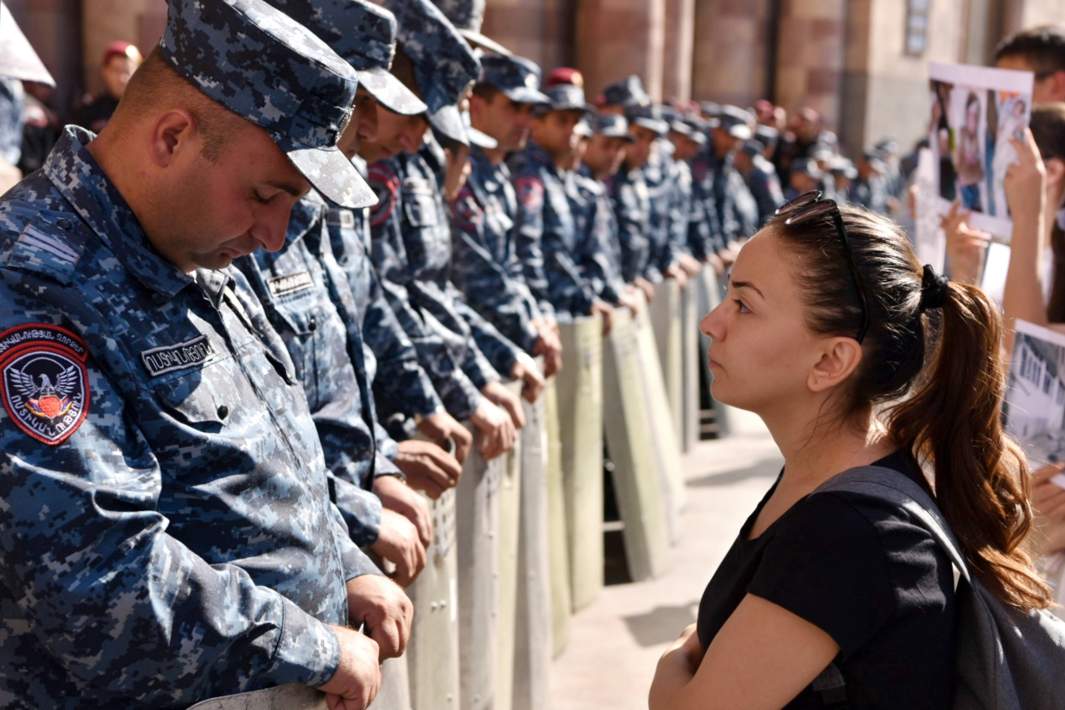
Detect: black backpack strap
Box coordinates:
(812, 664, 849, 706)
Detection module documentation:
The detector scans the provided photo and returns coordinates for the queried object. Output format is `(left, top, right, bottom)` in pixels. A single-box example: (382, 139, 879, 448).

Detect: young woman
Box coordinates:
(649, 194, 1050, 709)
(956, 92, 985, 211)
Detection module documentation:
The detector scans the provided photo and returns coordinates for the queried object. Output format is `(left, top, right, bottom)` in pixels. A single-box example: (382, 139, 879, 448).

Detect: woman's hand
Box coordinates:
(649, 624, 701, 709)
(1005, 128, 1047, 237)
(1031, 464, 1065, 555)
(942, 202, 990, 286)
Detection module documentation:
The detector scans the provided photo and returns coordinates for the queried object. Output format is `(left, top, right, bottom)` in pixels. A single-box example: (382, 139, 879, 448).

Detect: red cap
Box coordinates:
(102, 41, 142, 66)
(546, 67, 584, 88)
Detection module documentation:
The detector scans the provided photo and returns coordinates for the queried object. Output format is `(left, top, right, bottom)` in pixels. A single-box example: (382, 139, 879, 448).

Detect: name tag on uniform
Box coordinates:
(141, 335, 215, 377)
(267, 271, 313, 298)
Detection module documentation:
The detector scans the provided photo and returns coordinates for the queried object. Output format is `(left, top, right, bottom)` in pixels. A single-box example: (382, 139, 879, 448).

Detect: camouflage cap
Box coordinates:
(478, 53, 549, 105)
(382, 0, 480, 146)
(538, 83, 589, 114)
(160, 0, 375, 208)
(716, 104, 754, 140)
(626, 103, 669, 136)
(588, 112, 634, 142)
(263, 0, 425, 116)
(0, 1, 55, 86)
(601, 75, 650, 109)
(433, 0, 511, 55)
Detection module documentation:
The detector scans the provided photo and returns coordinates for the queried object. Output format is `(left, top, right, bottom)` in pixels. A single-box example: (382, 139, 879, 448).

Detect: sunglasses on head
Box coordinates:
(774, 190, 870, 343)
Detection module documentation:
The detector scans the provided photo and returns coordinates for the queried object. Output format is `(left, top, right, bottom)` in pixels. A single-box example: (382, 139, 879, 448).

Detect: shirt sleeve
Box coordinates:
(747, 495, 898, 658)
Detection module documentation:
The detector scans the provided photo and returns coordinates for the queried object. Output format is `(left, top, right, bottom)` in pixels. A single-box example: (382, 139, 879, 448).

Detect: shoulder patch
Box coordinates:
(3, 221, 85, 285)
(0, 323, 90, 446)
(368, 162, 401, 228)
(451, 188, 483, 232)
(514, 176, 544, 212)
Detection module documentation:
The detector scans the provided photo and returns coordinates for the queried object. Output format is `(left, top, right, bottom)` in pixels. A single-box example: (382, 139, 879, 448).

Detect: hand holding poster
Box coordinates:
(928, 62, 1034, 241)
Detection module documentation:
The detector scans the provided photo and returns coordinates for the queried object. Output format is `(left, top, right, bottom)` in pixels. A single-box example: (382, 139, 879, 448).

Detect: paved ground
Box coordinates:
(548, 411, 782, 710)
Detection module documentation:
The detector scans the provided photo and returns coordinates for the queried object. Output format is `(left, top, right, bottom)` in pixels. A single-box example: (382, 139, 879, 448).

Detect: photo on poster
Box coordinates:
(928, 61, 1033, 240)
(1004, 320, 1065, 470)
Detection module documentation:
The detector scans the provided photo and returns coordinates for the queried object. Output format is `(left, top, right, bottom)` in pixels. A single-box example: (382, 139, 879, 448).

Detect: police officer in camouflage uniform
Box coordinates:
(0, 1, 413, 707)
(364, 0, 524, 459)
(452, 52, 565, 379)
(512, 77, 613, 327)
(734, 137, 785, 227)
(664, 109, 717, 275)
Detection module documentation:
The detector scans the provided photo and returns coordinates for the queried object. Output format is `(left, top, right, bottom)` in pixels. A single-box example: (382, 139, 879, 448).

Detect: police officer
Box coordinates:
(661, 107, 707, 280)
(599, 75, 658, 301)
(707, 105, 759, 259)
(366, 0, 523, 458)
(512, 72, 612, 328)
(0, 1, 412, 707)
(569, 112, 643, 315)
(733, 138, 785, 227)
(453, 52, 565, 379)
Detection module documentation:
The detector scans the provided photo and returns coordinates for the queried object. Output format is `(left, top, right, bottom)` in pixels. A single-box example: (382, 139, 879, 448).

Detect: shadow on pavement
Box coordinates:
(622, 601, 700, 648)
(686, 457, 781, 488)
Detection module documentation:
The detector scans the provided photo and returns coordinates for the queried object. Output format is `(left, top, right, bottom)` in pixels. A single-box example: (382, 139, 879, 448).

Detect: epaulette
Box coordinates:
(0, 209, 87, 286)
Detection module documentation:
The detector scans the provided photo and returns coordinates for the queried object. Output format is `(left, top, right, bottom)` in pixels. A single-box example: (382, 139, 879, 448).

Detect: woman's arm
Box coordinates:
(1002, 129, 1049, 352)
(648, 594, 839, 710)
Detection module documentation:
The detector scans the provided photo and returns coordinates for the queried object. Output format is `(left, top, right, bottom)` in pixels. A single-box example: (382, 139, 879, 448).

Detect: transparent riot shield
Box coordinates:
(543, 378, 571, 656)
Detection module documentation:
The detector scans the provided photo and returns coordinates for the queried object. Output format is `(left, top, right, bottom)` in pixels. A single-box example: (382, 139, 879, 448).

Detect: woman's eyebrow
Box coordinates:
(732, 280, 765, 299)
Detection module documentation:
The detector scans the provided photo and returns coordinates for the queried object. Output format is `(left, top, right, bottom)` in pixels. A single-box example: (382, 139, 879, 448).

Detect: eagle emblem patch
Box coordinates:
(0, 324, 89, 446)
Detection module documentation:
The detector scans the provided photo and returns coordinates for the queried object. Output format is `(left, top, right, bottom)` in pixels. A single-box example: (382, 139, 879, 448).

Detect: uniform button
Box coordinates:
(56, 218, 73, 231)
(308, 317, 317, 332)
(340, 256, 350, 266)
(217, 405, 229, 420)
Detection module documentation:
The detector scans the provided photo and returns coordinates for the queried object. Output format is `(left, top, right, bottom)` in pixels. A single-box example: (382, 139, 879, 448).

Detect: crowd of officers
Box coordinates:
(0, 0, 905, 707)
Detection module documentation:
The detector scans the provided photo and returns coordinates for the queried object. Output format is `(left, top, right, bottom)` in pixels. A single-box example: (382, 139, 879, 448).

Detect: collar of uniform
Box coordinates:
(195, 267, 233, 309)
(524, 141, 557, 176)
(43, 126, 193, 297)
(287, 191, 327, 248)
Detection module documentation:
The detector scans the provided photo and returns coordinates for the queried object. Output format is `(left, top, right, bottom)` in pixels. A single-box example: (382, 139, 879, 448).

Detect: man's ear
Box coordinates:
(807, 337, 863, 393)
(1045, 157, 1065, 190)
(149, 109, 196, 167)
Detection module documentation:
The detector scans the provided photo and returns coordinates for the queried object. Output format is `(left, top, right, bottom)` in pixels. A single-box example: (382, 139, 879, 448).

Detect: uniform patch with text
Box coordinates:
(0, 324, 90, 446)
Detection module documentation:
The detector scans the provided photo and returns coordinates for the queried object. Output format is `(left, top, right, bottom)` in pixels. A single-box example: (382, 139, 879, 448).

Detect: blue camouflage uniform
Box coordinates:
(742, 148, 785, 227)
(234, 193, 399, 547)
(610, 160, 654, 283)
(0, 1, 383, 705)
(569, 167, 626, 305)
(643, 139, 678, 279)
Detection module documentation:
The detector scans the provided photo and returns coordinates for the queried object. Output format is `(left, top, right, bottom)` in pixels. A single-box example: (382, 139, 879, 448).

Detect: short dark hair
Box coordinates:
(471, 83, 500, 101)
(115, 47, 242, 162)
(994, 25, 1065, 74)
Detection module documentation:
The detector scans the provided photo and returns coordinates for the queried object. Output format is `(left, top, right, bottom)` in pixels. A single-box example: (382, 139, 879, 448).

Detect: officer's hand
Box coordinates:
(634, 276, 655, 303)
(679, 253, 702, 276)
(482, 380, 525, 430)
(416, 410, 471, 464)
(345, 574, 413, 659)
(319, 625, 381, 710)
(620, 288, 642, 318)
(590, 300, 614, 336)
(665, 263, 688, 288)
(511, 353, 545, 403)
(394, 439, 462, 499)
(533, 328, 563, 379)
(941, 202, 989, 286)
(373, 474, 433, 547)
(370, 509, 427, 587)
(469, 398, 516, 460)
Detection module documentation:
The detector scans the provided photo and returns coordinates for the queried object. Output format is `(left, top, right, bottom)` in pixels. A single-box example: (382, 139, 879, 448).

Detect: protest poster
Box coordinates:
(1004, 320, 1065, 483)
(928, 61, 1033, 240)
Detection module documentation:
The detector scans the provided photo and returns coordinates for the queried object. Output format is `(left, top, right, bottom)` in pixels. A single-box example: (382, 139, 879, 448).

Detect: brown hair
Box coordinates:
(111, 47, 244, 162)
(994, 25, 1065, 74)
(772, 205, 1052, 611)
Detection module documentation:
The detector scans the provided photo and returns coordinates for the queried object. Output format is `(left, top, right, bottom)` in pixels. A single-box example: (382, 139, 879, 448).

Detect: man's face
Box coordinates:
(471, 91, 535, 152)
(625, 125, 656, 168)
(996, 54, 1065, 103)
(795, 108, 821, 142)
(102, 56, 138, 100)
(337, 88, 380, 159)
(531, 109, 583, 158)
(584, 134, 627, 177)
(362, 105, 429, 158)
(711, 128, 739, 158)
(152, 120, 310, 272)
(669, 132, 699, 161)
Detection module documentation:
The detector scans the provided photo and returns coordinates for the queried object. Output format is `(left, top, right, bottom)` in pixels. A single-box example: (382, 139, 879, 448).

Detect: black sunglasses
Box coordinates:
(774, 190, 870, 343)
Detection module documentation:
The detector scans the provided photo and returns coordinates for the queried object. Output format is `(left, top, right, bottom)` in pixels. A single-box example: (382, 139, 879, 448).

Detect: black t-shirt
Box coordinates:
(696, 451, 956, 708)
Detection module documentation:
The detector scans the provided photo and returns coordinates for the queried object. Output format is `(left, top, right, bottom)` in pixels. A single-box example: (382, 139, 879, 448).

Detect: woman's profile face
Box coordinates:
(699, 229, 826, 415)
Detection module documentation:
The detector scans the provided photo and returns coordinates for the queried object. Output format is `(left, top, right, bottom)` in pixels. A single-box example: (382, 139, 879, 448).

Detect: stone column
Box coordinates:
(773, 0, 847, 130)
(483, 0, 572, 75)
(574, 0, 666, 102)
(662, 0, 695, 102)
(690, 0, 772, 106)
